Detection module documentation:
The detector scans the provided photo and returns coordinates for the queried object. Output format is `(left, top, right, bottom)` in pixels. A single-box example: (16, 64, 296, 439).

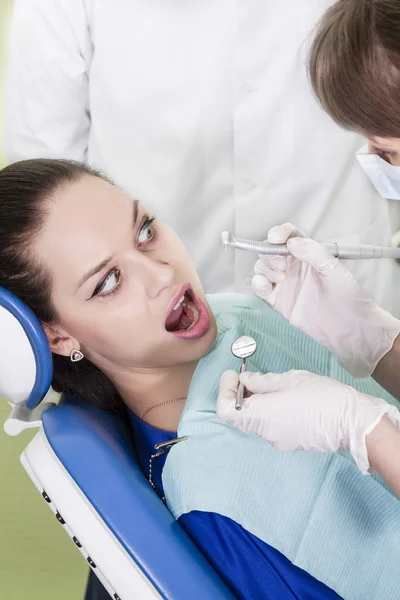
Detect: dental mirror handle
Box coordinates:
(236, 360, 247, 411)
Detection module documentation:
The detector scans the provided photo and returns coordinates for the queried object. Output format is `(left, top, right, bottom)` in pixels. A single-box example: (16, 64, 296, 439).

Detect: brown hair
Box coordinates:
(308, 0, 400, 138)
(0, 159, 126, 416)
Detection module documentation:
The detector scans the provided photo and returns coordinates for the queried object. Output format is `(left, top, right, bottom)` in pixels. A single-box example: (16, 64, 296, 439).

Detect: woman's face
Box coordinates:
(368, 136, 400, 166)
(35, 175, 217, 373)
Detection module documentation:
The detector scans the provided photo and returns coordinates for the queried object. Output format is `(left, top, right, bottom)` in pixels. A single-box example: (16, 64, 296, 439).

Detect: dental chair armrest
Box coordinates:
(41, 396, 235, 599)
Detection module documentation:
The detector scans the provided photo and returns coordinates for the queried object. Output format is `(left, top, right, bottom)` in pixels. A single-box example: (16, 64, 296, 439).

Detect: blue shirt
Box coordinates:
(129, 412, 343, 600)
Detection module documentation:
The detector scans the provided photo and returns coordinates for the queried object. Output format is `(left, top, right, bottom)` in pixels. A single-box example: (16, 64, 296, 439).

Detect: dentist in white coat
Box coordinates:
(5, 0, 400, 315)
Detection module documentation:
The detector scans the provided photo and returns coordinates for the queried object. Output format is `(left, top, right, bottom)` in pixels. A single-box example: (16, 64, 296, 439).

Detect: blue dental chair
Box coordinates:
(0, 286, 235, 600)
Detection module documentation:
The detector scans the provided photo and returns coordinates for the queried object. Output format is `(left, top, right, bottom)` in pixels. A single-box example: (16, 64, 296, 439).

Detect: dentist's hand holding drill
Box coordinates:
(251, 222, 400, 379)
(217, 223, 400, 495)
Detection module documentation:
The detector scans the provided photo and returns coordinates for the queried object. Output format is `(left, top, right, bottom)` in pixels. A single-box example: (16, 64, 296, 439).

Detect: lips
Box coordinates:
(164, 284, 210, 340)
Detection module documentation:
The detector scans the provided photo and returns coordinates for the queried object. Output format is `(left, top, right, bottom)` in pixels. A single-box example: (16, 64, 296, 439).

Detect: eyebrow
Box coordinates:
(76, 199, 139, 291)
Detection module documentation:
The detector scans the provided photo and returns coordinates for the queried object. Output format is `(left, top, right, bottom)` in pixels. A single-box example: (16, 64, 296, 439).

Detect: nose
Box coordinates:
(131, 253, 175, 299)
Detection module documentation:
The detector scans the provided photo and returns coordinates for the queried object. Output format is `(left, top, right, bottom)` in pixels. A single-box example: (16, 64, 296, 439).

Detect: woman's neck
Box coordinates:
(108, 360, 199, 432)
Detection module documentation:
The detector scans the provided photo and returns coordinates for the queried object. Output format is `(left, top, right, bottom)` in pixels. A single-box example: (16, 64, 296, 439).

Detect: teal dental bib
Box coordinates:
(162, 294, 400, 600)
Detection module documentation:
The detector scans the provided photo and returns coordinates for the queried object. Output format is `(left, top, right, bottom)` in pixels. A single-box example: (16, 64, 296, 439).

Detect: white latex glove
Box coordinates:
(217, 370, 400, 474)
(252, 223, 400, 377)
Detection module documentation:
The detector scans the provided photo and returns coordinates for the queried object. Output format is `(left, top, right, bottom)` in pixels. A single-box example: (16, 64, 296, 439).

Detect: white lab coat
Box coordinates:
(5, 0, 400, 313)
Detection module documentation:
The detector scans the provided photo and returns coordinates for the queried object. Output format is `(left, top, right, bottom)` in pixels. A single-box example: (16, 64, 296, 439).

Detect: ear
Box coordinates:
(42, 323, 81, 358)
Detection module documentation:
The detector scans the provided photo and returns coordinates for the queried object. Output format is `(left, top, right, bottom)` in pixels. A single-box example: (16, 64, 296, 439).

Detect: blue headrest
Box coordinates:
(0, 286, 52, 409)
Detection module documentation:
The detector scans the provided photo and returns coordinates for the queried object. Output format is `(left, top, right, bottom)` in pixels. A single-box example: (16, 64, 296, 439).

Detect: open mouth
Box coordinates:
(165, 288, 199, 333)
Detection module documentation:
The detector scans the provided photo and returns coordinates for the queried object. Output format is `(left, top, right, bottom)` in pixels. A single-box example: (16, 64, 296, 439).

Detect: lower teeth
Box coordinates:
(186, 311, 199, 331)
(180, 300, 199, 331)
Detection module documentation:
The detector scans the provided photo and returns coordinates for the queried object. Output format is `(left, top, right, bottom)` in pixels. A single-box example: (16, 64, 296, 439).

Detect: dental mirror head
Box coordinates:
(231, 336, 257, 360)
(231, 336, 257, 411)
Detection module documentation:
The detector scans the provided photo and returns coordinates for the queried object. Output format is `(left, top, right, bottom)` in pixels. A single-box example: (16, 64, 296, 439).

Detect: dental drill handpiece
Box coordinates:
(221, 231, 400, 259)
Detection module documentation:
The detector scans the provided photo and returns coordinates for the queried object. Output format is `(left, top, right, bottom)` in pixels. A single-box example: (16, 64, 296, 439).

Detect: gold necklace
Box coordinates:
(140, 396, 187, 420)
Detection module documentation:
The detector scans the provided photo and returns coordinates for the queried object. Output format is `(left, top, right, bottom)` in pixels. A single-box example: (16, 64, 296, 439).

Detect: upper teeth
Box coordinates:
(173, 295, 185, 311)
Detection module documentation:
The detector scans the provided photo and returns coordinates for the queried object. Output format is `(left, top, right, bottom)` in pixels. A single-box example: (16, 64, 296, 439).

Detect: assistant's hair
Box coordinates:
(0, 158, 126, 415)
(308, 0, 400, 138)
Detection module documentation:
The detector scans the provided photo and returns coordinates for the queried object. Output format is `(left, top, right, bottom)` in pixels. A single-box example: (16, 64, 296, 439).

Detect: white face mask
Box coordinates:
(356, 144, 400, 200)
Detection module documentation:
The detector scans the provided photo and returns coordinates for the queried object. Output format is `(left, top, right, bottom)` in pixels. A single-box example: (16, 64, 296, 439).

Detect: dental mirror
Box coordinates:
(231, 336, 257, 411)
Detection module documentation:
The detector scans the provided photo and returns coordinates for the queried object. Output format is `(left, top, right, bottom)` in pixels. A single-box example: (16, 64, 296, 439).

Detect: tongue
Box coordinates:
(165, 304, 184, 331)
(165, 302, 195, 332)
(179, 306, 195, 330)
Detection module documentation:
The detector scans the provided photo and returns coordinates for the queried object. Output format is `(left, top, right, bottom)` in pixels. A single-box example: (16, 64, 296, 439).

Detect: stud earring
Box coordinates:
(70, 349, 84, 363)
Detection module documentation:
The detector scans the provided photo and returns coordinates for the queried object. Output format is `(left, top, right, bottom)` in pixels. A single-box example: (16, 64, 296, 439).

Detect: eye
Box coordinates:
(371, 145, 394, 163)
(92, 269, 120, 298)
(137, 216, 156, 245)
(371, 145, 383, 157)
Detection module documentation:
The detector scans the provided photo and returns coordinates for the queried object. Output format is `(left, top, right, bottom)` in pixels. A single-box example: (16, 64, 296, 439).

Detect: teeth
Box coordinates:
(186, 305, 199, 330)
(173, 295, 185, 311)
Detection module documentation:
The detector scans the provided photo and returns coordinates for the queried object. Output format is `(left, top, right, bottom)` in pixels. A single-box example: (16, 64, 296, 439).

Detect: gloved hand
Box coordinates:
(217, 369, 400, 474)
(252, 222, 400, 377)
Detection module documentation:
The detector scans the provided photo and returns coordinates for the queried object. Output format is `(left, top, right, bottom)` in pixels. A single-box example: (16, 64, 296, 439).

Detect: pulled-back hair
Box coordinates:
(0, 159, 126, 415)
(308, 0, 400, 138)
